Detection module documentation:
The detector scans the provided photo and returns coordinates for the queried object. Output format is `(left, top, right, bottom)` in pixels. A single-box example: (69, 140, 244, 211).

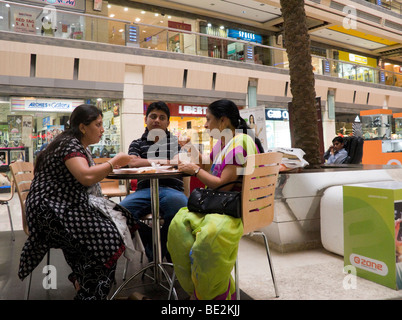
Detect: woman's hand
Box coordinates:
(178, 162, 199, 176)
(110, 152, 131, 168)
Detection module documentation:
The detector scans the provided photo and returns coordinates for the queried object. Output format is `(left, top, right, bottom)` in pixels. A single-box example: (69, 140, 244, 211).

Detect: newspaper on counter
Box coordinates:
(266, 147, 309, 171)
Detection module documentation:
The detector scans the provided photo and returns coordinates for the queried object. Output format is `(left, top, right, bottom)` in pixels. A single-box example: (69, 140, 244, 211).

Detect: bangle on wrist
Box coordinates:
(106, 160, 114, 171)
(194, 167, 200, 176)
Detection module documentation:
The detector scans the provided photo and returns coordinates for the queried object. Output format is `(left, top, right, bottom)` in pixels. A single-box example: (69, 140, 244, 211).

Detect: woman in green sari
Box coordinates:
(167, 99, 263, 300)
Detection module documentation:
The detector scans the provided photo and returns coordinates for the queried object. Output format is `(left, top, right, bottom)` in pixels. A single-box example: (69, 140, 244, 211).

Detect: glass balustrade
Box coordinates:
(1, 0, 402, 88)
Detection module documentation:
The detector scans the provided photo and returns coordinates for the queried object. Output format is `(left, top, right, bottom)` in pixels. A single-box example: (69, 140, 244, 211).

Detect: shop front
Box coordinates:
(333, 50, 378, 83)
(0, 0, 85, 39)
(0, 97, 122, 171)
(144, 102, 209, 154)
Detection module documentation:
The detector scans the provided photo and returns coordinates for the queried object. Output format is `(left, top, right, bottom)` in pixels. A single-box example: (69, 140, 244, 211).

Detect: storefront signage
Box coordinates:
(349, 53, 367, 65)
(11, 98, 84, 112)
(168, 21, 192, 32)
(178, 105, 207, 115)
(227, 29, 262, 44)
(17, 0, 86, 12)
(265, 109, 289, 121)
(25, 100, 74, 112)
(144, 102, 208, 117)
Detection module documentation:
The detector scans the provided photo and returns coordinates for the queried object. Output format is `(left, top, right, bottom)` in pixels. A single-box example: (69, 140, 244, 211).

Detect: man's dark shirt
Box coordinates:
(128, 128, 183, 191)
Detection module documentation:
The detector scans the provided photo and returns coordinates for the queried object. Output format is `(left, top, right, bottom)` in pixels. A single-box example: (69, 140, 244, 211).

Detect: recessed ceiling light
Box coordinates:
(107, 4, 111, 8)
(154, 13, 159, 16)
(135, 18, 141, 22)
(110, 14, 115, 18)
(141, 11, 146, 14)
(124, 7, 128, 11)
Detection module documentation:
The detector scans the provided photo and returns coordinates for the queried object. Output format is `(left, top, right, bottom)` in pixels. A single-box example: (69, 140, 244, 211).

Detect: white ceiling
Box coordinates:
(310, 28, 389, 51)
(163, 0, 281, 23)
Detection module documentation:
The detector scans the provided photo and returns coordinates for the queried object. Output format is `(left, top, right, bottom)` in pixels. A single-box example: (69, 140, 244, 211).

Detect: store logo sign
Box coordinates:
(350, 253, 388, 276)
(24, 99, 74, 112)
(178, 105, 208, 115)
(265, 109, 289, 121)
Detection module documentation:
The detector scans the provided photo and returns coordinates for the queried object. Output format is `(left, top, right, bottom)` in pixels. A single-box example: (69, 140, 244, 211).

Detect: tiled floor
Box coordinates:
(1, 194, 402, 300)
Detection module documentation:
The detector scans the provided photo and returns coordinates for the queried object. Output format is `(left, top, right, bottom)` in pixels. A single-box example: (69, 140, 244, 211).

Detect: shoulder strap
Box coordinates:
(214, 180, 242, 191)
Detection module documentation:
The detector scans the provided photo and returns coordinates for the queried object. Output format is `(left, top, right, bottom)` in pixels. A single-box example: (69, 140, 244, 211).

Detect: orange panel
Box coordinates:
(362, 140, 402, 165)
(360, 109, 392, 116)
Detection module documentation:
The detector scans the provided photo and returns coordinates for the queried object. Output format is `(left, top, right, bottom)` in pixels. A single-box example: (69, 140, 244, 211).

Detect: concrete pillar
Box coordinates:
(121, 65, 145, 153)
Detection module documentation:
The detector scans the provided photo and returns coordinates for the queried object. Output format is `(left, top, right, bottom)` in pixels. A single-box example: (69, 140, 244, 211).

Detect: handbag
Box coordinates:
(187, 180, 242, 218)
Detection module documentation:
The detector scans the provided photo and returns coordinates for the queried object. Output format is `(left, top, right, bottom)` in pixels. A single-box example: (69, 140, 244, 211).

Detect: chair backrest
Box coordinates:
(9, 161, 34, 235)
(342, 136, 364, 164)
(241, 152, 282, 234)
(0, 172, 14, 200)
(93, 157, 125, 196)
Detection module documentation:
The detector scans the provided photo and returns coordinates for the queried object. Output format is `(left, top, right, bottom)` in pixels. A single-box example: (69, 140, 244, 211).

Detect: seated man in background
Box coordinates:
(324, 136, 348, 164)
(119, 101, 188, 261)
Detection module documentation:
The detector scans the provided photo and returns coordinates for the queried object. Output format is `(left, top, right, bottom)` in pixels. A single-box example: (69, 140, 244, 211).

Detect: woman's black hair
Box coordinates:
(207, 99, 264, 152)
(35, 104, 103, 172)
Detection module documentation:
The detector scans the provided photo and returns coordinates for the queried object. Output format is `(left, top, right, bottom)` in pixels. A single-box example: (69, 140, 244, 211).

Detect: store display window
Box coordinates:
(0, 97, 122, 169)
(144, 102, 210, 154)
(0, 1, 85, 39)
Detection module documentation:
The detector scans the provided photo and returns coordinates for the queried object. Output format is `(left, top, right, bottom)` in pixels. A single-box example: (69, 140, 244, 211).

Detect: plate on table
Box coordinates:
(113, 166, 176, 174)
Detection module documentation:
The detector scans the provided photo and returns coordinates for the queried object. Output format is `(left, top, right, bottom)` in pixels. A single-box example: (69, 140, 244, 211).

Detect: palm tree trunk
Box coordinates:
(280, 0, 322, 168)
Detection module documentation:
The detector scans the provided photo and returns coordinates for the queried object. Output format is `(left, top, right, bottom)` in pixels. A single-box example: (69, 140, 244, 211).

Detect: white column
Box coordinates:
(121, 65, 145, 153)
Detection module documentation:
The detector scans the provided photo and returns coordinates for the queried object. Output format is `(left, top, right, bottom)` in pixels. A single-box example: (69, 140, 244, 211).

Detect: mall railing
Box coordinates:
(363, 0, 402, 15)
(1, 0, 402, 88)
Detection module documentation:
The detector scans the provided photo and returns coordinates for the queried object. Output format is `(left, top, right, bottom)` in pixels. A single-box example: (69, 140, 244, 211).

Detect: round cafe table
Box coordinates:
(107, 167, 187, 300)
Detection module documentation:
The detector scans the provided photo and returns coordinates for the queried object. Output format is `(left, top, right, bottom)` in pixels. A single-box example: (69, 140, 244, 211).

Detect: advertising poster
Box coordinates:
(14, 11, 35, 34)
(239, 106, 267, 152)
(343, 182, 402, 290)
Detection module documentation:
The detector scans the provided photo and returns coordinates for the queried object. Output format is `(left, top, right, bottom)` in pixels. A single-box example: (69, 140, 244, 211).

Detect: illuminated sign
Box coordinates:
(349, 53, 367, 65)
(227, 29, 262, 44)
(265, 109, 289, 121)
(178, 105, 208, 115)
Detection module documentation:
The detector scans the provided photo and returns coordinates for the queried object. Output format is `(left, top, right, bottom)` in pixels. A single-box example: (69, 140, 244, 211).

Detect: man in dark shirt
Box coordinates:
(120, 101, 188, 261)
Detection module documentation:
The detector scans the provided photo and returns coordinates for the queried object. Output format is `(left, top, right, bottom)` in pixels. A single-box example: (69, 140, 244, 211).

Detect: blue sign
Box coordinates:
(227, 29, 262, 44)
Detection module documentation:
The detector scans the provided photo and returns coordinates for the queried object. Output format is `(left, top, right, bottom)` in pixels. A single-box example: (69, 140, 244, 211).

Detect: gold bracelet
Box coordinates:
(106, 160, 114, 171)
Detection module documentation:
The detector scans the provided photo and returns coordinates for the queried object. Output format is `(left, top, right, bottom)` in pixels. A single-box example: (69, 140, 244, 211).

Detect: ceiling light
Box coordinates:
(141, 11, 146, 14)
(135, 18, 141, 22)
(124, 7, 128, 11)
(154, 13, 159, 17)
(168, 16, 172, 19)
(118, 29, 124, 32)
(219, 25, 225, 29)
(207, 23, 212, 27)
(107, 4, 111, 8)
(109, 14, 115, 18)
